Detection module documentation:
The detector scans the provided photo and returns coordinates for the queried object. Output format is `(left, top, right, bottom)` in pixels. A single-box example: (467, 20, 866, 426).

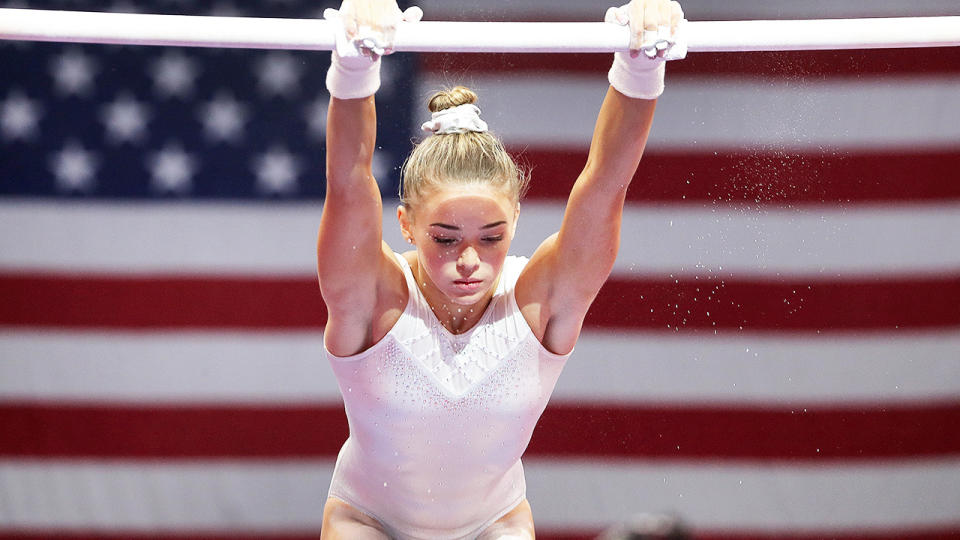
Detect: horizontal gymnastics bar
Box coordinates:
(1, 8, 959, 52)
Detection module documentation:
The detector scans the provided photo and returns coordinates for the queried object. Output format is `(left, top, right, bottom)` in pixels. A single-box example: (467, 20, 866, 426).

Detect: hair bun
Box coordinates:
(428, 86, 478, 113)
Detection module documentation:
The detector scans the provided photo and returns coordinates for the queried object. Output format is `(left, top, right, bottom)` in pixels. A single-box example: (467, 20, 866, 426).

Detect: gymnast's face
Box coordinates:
(399, 184, 519, 306)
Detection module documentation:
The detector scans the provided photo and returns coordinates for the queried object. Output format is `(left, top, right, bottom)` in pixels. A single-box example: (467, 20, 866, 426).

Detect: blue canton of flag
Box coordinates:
(0, 0, 417, 200)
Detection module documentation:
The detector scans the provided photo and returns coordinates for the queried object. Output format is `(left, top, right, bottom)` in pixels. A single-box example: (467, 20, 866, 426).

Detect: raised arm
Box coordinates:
(317, 0, 419, 356)
(518, 0, 683, 355)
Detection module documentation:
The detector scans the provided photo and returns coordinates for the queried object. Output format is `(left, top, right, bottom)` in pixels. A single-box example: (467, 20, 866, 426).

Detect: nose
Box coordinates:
(457, 246, 479, 276)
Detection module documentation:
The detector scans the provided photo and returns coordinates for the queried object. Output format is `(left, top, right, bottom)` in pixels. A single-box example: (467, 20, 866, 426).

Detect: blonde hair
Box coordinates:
(400, 86, 529, 209)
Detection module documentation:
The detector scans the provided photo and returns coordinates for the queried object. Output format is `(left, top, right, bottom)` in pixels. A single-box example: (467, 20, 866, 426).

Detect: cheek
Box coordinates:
(417, 243, 456, 276)
(481, 243, 510, 270)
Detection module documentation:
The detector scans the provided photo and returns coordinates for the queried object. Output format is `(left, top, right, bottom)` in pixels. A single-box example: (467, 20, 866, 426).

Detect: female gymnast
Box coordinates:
(318, 0, 683, 538)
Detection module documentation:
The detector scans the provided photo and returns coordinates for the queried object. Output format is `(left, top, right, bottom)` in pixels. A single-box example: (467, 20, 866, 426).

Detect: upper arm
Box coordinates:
(516, 87, 656, 352)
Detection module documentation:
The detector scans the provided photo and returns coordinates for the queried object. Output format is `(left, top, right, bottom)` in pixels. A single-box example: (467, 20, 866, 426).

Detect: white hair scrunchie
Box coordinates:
(420, 104, 489, 135)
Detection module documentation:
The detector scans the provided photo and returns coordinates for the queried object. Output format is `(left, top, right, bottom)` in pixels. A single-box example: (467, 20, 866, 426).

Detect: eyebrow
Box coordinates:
(429, 221, 507, 231)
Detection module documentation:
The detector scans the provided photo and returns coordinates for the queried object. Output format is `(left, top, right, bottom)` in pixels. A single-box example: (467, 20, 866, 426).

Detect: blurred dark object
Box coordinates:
(596, 513, 691, 540)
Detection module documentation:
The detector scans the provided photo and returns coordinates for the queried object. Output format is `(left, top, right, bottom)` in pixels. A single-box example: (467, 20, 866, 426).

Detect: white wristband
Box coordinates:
(608, 52, 665, 100)
(326, 51, 381, 100)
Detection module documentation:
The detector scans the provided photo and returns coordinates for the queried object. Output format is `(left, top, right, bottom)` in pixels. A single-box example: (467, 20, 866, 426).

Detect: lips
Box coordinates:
(453, 279, 484, 293)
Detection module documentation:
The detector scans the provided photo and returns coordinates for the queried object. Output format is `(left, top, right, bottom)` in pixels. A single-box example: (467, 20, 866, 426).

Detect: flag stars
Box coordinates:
(256, 52, 302, 97)
(208, 2, 245, 17)
(372, 150, 394, 190)
(0, 90, 42, 141)
(149, 142, 198, 194)
(50, 141, 99, 192)
(305, 96, 329, 140)
(253, 146, 302, 195)
(106, 2, 141, 13)
(101, 93, 151, 144)
(151, 51, 199, 99)
(50, 48, 98, 97)
(200, 92, 248, 143)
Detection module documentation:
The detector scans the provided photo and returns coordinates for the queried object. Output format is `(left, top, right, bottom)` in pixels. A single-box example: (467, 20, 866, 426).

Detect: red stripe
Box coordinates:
(537, 525, 960, 540)
(692, 532, 960, 540)
(531, 401, 960, 460)
(420, 47, 960, 76)
(2, 401, 958, 460)
(2, 273, 958, 331)
(519, 149, 960, 204)
(0, 273, 327, 329)
(0, 535, 319, 540)
(591, 274, 960, 332)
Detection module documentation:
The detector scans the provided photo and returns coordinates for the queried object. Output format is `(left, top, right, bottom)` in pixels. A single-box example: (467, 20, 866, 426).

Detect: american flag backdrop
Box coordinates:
(2, 0, 960, 538)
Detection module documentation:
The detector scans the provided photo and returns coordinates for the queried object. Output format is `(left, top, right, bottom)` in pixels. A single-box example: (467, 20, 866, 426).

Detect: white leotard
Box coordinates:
(326, 253, 569, 539)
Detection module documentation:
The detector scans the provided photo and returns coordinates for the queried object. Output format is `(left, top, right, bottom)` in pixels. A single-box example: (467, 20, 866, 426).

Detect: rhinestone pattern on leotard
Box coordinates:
(397, 293, 525, 397)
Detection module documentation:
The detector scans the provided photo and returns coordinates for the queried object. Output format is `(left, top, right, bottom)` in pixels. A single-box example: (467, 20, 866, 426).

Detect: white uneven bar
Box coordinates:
(0, 8, 959, 52)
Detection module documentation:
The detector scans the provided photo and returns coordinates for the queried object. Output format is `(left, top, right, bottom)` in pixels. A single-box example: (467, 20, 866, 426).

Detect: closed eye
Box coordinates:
(482, 235, 504, 243)
(431, 236, 457, 245)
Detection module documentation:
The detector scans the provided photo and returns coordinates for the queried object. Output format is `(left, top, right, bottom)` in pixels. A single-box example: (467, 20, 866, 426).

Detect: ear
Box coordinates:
(511, 203, 521, 236)
(397, 204, 414, 244)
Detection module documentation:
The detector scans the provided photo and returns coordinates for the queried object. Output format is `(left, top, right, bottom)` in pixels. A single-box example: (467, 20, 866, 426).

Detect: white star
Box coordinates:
(253, 146, 302, 195)
(107, 2, 141, 13)
(0, 90, 42, 141)
(151, 51, 199, 99)
(208, 3, 244, 17)
(148, 143, 198, 194)
(305, 95, 329, 140)
(256, 52, 302, 97)
(101, 93, 151, 144)
(49, 141, 99, 192)
(199, 92, 248, 143)
(49, 48, 98, 97)
(372, 150, 394, 190)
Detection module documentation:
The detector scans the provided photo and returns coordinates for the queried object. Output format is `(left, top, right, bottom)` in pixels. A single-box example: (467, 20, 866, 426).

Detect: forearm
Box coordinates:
(325, 95, 378, 196)
(581, 86, 656, 194)
(547, 70, 659, 301)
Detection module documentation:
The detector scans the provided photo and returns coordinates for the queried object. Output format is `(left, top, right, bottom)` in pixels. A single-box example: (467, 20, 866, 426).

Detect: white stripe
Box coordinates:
(0, 331, 338, 404)
(560, 331, 960, 404)
(518, 203, 960, 277)
(1, 458, 958, 531)
(3, 330, 959, 404)
(3, 201, 960, 277)
(0, 460, 331, 531)
(417, 74, 960, 150)
(524, 458, 960, 530)
(0, 201, 322, 277)
(419, 0, 960, 20)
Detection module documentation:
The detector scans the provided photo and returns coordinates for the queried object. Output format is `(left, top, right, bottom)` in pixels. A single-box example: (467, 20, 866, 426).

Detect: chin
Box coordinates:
(446, 285, 493, 306)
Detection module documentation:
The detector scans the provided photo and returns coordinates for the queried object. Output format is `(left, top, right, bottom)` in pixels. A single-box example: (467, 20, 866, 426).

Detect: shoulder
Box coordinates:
(513, 240, 583, 356)
(400, 250, 417, 269)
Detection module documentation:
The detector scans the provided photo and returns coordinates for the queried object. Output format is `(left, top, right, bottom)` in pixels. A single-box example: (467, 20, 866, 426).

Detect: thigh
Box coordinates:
(476, 499, 536, 540)
(320, 497, 390, 540)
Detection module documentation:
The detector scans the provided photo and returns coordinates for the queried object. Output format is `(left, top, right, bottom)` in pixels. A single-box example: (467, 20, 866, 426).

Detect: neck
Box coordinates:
(415, 261, 494, 335)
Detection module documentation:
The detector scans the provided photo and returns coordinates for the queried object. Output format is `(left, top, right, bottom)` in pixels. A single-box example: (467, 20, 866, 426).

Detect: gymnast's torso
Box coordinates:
(325, 252, 569, 539)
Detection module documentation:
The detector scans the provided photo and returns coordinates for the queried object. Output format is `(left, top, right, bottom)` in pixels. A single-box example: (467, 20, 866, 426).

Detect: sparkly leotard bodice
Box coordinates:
(325, 253, 569, 539)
